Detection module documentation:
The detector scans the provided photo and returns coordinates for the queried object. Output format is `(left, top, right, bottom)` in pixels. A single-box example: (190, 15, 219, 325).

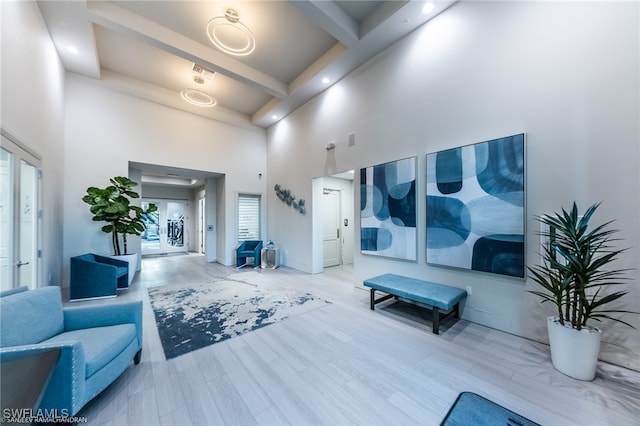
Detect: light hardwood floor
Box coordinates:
(73, 253, 640, 426)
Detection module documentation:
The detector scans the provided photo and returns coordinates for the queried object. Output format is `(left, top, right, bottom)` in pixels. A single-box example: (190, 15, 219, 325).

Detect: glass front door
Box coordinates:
(18, 160, 38, 288)
(1, 133, 41, 291)
(0, 147, 12, 290)
(141, 199, 187, 256)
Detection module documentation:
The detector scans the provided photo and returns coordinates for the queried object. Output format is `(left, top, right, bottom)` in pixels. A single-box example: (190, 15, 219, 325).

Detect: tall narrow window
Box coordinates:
(238, 194, 260, 241)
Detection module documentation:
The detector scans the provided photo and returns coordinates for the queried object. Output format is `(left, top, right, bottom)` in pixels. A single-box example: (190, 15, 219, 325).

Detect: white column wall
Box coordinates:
(267, 1, 640, 370)
(63, 73, 266, 278)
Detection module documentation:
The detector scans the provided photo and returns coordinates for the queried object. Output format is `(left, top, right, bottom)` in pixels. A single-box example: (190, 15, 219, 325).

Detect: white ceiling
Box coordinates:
(37, 0, 456, 130)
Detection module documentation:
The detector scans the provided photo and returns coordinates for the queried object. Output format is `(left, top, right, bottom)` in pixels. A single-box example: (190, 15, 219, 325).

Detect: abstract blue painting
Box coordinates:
(426, 134, 525, 278)
(361, 157, 417, 260)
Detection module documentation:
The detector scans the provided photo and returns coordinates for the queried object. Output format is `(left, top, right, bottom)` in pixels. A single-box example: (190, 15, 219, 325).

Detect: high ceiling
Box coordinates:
(37, 1, 456, 130)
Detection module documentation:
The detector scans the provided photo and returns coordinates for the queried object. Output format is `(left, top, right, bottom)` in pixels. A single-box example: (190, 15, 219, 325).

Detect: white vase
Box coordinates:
(547, 316, 601, 381)
(109, 253, 138, 287)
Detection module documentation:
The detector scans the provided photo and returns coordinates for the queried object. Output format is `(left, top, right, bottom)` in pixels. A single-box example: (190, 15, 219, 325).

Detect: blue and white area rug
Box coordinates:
(148, 272, 330, 359)
(440, 392, 539, 426)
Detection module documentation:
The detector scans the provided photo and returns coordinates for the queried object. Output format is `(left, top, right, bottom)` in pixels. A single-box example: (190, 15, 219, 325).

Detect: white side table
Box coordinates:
(261, 248, 280, 269)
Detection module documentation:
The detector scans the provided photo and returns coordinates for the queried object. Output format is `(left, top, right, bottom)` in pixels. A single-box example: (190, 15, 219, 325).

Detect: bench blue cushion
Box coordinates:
(363, 273, 467, 311)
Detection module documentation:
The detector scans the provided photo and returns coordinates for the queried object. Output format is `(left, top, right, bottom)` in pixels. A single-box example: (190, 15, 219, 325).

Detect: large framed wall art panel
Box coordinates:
(360, 157, 417, 261)
(426, 134, 525, 278)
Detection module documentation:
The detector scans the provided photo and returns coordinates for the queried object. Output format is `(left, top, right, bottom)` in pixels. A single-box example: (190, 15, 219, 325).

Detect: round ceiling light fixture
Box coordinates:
(206, 9, 256, 56)
(180, 88, 217, 107)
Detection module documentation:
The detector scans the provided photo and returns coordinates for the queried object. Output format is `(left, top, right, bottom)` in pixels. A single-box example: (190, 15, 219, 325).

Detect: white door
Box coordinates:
(198, 198, 205, 254)
(1, 133, 41, 291)
(141, 199, 187, 255)
(322, 189, 341, 267)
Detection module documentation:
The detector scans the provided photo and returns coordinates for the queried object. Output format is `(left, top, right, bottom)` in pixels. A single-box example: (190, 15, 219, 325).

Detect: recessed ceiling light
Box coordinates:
(207, 9, 256, 56)
(322, 77, 330, 85)
(66, 46, 79, 54)
(423, 2, 435, 14)
(180, 89, 217, 107)
(271, 114, 279, 120)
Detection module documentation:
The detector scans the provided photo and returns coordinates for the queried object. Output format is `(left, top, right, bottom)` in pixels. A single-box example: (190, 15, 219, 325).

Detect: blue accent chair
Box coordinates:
(70, 253, 129, 301)
(0, 286, 142, 417)
(236, 240, 263, 268)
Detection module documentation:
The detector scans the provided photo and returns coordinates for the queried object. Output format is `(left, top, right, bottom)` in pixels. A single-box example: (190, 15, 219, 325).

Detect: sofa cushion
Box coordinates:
(0, 286, 64, 347)
(0, 286, 28, 298)
(43, 324, 137, 378)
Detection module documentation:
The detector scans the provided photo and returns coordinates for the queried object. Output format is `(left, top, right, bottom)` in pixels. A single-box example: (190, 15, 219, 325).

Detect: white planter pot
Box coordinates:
(547, 316, 601, 381)
(108, 253, 138, 287)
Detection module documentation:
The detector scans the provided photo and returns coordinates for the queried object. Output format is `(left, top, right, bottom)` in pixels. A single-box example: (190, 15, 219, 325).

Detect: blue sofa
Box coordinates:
(70, 253, 129, 301)
(0, 286, 142, 417)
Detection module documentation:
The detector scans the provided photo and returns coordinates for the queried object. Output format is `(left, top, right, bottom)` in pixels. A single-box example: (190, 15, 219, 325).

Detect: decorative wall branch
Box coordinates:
(274, 184, 306, 214)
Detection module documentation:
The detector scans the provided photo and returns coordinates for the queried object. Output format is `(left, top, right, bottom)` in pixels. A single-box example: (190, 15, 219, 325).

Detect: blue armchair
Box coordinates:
(0, 286, 142, 417)
(70, 253, 129, 301)
(236, 240, 263, 268)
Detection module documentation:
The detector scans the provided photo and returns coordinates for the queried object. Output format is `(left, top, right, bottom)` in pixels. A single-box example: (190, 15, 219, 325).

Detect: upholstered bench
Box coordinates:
(363, 273, 467, 334)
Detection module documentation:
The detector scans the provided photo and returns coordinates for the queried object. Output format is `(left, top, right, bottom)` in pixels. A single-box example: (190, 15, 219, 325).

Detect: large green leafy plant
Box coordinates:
(83, 176, 157, 256)
(528, 202, 635, 330)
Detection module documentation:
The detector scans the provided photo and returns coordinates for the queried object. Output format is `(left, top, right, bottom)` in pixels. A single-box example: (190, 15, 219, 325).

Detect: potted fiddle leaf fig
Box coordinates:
(82, 176, 157, 284)
(528, 202, 635, 381)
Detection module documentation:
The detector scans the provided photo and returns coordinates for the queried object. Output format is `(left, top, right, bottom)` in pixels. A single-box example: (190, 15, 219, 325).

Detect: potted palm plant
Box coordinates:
(528, 202, 635, 381)
(82, 176, 157, 284)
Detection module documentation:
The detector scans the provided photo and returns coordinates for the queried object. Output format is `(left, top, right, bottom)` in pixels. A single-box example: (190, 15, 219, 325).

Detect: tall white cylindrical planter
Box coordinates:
(547, 316, 601, 381)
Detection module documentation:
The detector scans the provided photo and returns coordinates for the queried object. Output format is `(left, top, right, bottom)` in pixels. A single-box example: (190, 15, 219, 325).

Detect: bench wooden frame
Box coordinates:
(364, 274, 467, 335)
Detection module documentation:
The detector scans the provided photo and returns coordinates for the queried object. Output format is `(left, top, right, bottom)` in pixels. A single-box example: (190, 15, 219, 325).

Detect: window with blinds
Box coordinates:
(238, 194, 261, 241)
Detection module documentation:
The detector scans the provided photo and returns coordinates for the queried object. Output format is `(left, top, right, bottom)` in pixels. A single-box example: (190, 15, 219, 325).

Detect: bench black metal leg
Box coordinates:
(370, 289, 395, 310)
(370, 289, 375, 310)
(432, 307, 440, 335)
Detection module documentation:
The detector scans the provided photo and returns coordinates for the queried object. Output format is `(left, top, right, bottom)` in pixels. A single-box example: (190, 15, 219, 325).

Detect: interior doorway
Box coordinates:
(322, 188, 341, 267)
(198, 198, 205, 254)
(141, 199, 187, 256)
(312, 171, 355, 275)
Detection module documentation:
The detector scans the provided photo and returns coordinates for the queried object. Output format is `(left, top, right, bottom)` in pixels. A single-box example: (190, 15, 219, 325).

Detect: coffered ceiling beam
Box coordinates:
(86, 1, 288, 99)
(289, 0, 360, 47)
(89, 70, 257, 130)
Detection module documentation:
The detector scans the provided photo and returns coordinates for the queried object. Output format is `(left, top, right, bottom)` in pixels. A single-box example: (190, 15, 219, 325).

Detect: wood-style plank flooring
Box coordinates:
(73, 253, 640, 425)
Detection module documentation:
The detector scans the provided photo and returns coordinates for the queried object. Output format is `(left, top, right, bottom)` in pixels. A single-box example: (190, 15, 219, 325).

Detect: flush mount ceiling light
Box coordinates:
(180, 88, 217, 107)
(206, 8, 256, 56)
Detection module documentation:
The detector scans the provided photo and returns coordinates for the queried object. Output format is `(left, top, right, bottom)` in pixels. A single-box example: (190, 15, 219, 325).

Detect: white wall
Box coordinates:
(1, 1, 66, 287)
(63, 73, 267, 278)
(267, 1, 640, 370)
